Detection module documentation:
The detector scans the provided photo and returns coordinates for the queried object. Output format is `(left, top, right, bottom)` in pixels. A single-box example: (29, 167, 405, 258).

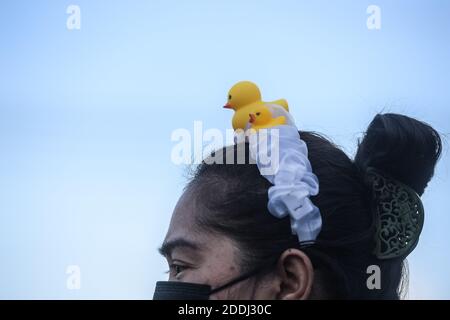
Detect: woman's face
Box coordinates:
(159, 188, 314, 300)
(159, 188, 276, 299)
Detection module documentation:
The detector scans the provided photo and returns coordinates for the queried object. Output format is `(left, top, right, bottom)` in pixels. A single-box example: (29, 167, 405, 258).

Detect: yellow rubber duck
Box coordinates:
(248, 105, 286, 131)
(223, 81, 289, 130)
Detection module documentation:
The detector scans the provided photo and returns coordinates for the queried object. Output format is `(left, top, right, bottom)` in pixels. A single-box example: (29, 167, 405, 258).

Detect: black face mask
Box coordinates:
(153, 268, 261, 300)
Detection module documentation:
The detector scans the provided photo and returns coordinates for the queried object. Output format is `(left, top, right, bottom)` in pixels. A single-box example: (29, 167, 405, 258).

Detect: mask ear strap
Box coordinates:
(209, 266, 267, 295)
(209, 269, 259, 295)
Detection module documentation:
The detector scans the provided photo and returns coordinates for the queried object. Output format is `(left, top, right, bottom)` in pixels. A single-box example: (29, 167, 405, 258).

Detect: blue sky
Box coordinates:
(0, 0, 449, 299)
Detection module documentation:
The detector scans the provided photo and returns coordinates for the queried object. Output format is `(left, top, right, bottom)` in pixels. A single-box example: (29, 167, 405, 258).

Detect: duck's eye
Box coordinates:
(256, 112, 261, 116)
(228, 95, 232, 100)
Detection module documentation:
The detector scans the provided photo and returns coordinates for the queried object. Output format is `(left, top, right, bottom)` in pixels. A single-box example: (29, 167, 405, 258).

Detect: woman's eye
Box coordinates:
(169, 263, 187, 276)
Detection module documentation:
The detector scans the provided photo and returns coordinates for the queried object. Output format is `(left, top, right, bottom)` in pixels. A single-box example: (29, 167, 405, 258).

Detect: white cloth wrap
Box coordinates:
(248, 125, 322, 243)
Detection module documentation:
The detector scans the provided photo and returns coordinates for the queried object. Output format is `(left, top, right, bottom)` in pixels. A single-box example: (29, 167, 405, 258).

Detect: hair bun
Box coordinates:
(355, 113, 442, 195)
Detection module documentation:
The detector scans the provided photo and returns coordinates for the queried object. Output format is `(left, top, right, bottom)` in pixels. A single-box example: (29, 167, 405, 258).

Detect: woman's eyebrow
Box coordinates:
(158, 238, 201, 258)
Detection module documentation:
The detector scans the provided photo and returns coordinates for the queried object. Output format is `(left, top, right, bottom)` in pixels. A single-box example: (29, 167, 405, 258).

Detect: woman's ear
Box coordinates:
(274, 248, 314, 300)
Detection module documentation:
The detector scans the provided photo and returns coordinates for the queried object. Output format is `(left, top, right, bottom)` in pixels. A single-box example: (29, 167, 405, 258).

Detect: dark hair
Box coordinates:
(186, 113, 442, 299)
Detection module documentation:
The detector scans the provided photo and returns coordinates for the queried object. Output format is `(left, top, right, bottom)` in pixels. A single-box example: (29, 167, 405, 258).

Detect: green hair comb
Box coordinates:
(365, 168, 424, 260)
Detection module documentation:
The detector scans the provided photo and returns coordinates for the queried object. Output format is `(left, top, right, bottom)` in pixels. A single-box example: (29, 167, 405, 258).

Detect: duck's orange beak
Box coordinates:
(249, 113, 256, 123)
(223, 103, 233, 109)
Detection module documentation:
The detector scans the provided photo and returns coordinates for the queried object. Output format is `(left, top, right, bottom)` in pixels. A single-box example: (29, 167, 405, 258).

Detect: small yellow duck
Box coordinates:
(223, 81, 289, 130)
(248, 105, 286, 131)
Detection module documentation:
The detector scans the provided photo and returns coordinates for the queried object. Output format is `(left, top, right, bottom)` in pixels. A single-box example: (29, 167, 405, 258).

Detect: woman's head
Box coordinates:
(159, 113, 442, 299)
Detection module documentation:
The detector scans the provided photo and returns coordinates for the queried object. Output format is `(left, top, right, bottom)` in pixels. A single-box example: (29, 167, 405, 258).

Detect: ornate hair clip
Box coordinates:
(365, 167, 424, 260)
(224, 81, 322, 243)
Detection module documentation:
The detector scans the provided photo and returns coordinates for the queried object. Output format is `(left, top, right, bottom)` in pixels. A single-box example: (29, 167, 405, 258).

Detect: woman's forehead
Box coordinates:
(164, 187, 239, 258)
(165, 188, 205, 243)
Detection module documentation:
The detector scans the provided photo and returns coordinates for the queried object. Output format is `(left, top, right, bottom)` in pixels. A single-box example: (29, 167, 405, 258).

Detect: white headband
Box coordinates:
(248, 125, 322, 243)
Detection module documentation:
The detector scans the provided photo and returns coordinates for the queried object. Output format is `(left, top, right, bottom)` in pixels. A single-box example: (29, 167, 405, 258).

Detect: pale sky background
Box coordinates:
(0, 0, 449, 299)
